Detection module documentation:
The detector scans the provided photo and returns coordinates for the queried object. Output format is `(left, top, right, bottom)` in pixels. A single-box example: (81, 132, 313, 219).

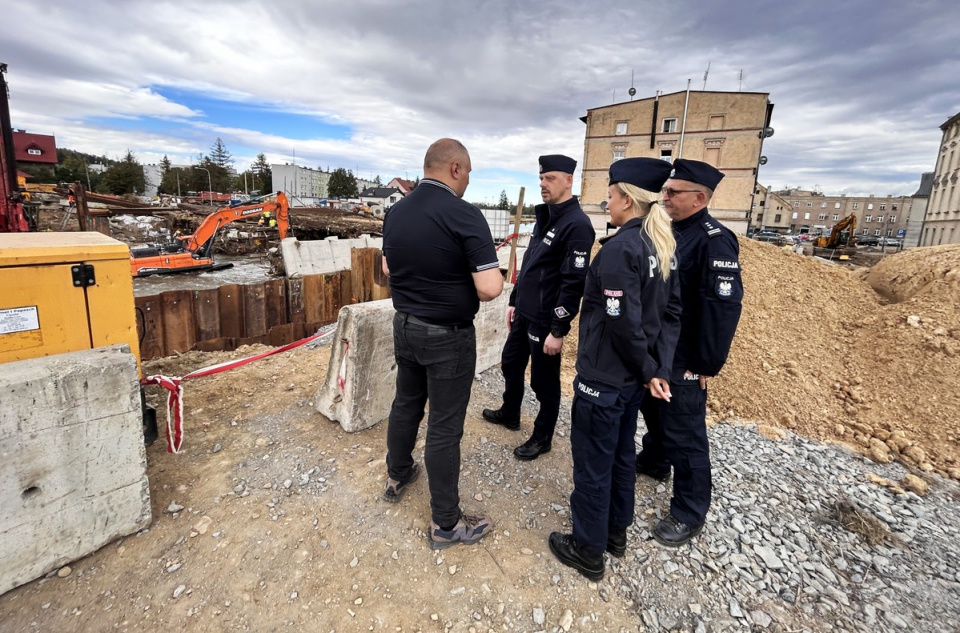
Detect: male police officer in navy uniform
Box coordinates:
(483, 155, 595, 461)
(636, 158, 743, 547)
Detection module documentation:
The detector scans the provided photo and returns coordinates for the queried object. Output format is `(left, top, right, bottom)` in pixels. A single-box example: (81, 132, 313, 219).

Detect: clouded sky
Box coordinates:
(4, 0, 958, 204)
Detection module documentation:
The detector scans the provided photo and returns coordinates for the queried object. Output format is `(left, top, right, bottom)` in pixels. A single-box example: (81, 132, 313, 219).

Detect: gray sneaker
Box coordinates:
(428, 513, 493, 550)
(383, 463, 420, 503)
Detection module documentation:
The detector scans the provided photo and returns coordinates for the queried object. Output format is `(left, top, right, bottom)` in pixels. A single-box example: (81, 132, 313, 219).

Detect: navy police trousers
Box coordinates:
(639, 376, 711, 526)
(569, 377, 643, 556)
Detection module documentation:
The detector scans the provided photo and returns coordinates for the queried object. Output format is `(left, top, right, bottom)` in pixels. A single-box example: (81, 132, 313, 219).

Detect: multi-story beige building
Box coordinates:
(775, 189, 913, 241)
(752, 182, 793, 232)
(580, 90, 774, 234)
(922, 111, 960, 246)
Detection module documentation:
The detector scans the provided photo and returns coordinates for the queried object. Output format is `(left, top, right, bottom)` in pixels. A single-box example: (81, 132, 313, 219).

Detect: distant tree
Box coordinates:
(328, 167, 358, 198)
(498, 189, 510, 210)
(160, 167, 186, 196)
(209, 138, 233, 170)
(252, 153, 272, 193)
(160, 155, 172, 172)
(98, 150, 145, 195)
(373, 175, 383, 186)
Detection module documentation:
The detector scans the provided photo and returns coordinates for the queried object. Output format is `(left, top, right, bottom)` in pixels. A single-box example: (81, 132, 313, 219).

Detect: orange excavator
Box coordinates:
(130, 192, 290, 277)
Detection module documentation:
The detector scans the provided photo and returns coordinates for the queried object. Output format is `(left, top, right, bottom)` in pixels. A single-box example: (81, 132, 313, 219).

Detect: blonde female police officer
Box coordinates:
(549, 158, 681, 580)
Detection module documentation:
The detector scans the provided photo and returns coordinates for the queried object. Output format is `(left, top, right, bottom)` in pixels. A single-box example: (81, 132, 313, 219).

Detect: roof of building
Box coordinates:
(388, 178, 416, 194)
(940, 111, 960, 132)
(12, 130, 58, 165)
(360, 187, 402, 198)
(913, 172, 935, 198)
(581, 89, 772, 121)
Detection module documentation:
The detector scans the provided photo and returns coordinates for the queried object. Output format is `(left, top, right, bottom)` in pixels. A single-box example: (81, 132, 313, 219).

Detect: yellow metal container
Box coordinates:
(0, 232, 141, 372)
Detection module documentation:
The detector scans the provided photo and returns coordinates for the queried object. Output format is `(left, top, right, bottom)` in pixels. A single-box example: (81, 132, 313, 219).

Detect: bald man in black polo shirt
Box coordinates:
(381, 138, 504, 550)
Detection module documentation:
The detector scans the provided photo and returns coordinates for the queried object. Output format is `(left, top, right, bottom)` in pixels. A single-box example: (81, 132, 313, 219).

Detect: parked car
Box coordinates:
(878, 237, 903, 248)
(857, 235, 880, 247)
(753, 231, 784, 245)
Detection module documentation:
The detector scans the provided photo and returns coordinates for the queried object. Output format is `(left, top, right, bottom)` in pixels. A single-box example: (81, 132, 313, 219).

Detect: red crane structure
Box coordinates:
(0, 63, 29, 233)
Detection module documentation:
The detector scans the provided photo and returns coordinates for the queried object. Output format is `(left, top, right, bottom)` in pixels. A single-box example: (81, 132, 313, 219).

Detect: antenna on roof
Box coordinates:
(739, 69, 744, 92)
(702, 61, 710, 90)
(612, 88, 616, 104)
(628, 70, 636, 100)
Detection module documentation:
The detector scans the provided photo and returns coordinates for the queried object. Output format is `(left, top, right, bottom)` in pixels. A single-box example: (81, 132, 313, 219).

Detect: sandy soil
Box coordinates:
(3, 238, 960, 632)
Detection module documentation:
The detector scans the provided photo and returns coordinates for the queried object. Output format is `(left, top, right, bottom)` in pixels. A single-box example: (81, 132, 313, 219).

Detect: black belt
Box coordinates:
(396, 311, 471, 331)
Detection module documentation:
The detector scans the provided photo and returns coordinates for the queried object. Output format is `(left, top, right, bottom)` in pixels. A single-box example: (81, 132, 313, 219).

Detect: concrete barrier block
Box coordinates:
(314, 287, 512, 432)
(282, 237, 387, 278)
(0, 345, 151, 596)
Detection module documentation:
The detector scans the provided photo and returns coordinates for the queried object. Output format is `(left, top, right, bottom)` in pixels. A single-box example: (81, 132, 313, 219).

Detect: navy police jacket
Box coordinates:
(509, 197, 595, 336)
(575, 217, 682, 390)
(671, 207, 743, 379)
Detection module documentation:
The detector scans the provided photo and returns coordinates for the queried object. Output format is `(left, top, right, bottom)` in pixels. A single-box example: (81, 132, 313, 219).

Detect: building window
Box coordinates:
(861, 229, 868, 235)
(879, 203, 886, 210)
(876, 215, 884, 223)
(615, 121, 628, 136)
(804, 212, 810, 220)
(806, 202, 813, 207)
(660, 149, 672, 161)
(793, 201, 800, 207)
(835, 202, 841, 209)
(852, 202, 859, 209)
(832, 214, 840, 221)
(886, 229, 894, 237)
(818, 213, 826, 220)
(792, 212, 798, 219)
(890, 215, 897, 223)
(612, 150, 624, 161)
(708, 115, 725, 130)
(867, 203, 874, 210)
(865, 215, 872, 222)
(892, 204, 898, 211)
(662, 118, 677, 133)
(821, 202, 827, 208)
(774, 214, 782, 222)
(874, 229, 881, 236)
(27, 148, 42, 155)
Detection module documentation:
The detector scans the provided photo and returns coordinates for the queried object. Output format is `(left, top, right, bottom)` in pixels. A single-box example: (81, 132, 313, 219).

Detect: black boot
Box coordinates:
(635, 454, 671, 481)
(482, 408, 520, 431)
(653, 514, 704, 547)
(548, 532, 604, 581)
(513, 436, 551, 461)
(606, 526, 627, 558)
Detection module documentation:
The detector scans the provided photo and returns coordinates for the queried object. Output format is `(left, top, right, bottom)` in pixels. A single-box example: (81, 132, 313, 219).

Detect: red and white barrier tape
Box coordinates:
(141, 331, 328, 453)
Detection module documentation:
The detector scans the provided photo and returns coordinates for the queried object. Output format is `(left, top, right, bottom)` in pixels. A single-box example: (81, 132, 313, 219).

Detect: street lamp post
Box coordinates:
(197, 167, 212, 205)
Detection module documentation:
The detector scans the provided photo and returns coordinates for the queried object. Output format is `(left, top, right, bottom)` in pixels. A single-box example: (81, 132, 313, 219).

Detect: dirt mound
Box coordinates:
(863, 243, 960, 303)
(562, 239, 960, 481)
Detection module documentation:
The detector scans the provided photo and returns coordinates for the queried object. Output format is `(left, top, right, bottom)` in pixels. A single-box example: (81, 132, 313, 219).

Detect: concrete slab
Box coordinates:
(314, 288, 512, 432)
(0, 345, 151, 595)
(281, 235, 383, 278)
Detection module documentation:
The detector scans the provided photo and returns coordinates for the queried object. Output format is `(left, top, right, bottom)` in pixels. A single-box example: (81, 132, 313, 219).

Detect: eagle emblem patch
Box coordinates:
(603, 288, 623, 318)
(574, 256, 585, 268)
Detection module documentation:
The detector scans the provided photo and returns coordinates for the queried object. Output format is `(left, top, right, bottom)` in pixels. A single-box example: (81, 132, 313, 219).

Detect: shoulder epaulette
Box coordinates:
(702, 217, 723, 238)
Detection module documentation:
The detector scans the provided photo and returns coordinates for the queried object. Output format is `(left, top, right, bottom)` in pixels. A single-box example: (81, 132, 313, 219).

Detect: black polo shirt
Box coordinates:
(383, 179, 499, 325)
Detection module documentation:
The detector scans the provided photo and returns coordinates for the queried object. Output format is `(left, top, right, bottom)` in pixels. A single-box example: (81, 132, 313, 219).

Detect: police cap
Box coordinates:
(608, 157, 673, 193)
(670, 158, 725, 191)
(539, 154, 577, 174)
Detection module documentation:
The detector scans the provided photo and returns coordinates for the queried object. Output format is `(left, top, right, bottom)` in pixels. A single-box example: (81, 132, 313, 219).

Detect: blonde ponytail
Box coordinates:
(617, 182, 676, 281)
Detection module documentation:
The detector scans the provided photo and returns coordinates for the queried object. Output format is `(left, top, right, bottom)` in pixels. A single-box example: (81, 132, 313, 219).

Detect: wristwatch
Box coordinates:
(550, 328, 565, 339)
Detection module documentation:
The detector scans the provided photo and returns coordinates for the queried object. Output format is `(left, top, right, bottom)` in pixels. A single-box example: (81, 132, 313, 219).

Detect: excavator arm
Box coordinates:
(181, 192, 290, 255)
(815, 213, 856, 249)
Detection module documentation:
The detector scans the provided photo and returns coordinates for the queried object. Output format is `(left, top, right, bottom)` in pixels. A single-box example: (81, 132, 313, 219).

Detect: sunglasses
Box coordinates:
(661, 187, 701, 197)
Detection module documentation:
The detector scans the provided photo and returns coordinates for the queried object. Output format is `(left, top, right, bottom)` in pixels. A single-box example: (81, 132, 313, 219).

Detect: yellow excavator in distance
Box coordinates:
(814, 213, 857, 249)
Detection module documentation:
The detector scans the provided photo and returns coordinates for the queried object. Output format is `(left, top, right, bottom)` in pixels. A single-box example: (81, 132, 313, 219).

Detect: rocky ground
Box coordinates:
(3, 238, 960, 632)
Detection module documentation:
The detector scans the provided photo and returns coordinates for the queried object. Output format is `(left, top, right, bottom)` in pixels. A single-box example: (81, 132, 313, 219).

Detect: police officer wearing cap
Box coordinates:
(483, 154, 595, 461)
(548, 157, 681, 580)
(636, 158, 743, 547)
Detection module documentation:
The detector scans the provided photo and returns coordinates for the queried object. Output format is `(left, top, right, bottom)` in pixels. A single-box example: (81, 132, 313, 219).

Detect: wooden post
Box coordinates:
(73, 181, 90, 232)
(507, 187, 525, 284)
